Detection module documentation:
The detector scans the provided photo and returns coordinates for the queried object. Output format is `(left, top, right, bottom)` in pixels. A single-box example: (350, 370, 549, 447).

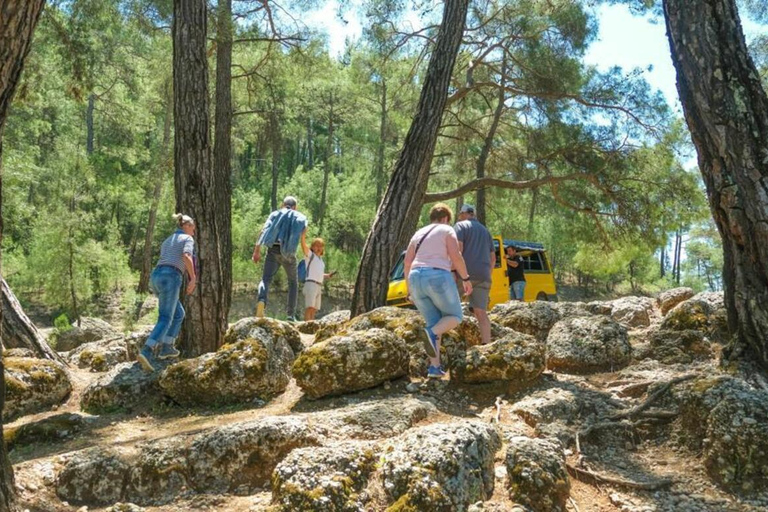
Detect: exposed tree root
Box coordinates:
(609, 374, 697, 421)
(566, 463, 675, 490)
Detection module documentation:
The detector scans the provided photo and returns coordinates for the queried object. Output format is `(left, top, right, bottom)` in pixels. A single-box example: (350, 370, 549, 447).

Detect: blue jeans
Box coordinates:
(409, 267, 463, 332)
(257, 244, 298, 318)
(510, 280, 526, 301)
(147, 266, 185, 347)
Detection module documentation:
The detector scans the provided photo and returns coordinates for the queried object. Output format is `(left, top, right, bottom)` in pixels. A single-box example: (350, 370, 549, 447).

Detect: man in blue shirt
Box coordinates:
(253, 196, 308, 321)
(454, 204, 495, 345)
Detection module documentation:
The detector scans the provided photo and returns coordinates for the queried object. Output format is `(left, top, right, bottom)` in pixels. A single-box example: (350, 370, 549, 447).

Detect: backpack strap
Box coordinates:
(414, 225, 438, 256)
(306, 252, 315, 275)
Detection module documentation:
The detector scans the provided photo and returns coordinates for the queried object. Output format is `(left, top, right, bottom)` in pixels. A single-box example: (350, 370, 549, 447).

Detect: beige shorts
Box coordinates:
(304, 281, 322, 310)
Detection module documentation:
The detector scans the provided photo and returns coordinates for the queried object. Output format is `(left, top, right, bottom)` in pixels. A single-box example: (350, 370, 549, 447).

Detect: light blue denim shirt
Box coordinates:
(258, 208, 307, 256)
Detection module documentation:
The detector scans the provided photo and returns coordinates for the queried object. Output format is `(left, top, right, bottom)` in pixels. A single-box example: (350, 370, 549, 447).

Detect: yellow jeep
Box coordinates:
(386, 236, 558, 308)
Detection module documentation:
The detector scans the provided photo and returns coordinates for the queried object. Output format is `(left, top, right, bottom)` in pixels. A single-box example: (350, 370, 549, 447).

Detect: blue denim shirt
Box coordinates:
(258, 208, 307, 256)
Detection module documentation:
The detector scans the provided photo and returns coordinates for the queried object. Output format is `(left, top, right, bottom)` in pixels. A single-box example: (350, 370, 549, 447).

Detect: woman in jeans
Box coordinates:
(404, 203, 473, 378)
(138, 214, 197, 372)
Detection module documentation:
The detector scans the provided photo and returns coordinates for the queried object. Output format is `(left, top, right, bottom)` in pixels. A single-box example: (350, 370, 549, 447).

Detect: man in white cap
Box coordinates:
(454, 204, 495, 345)
(253, 196, 308, 321)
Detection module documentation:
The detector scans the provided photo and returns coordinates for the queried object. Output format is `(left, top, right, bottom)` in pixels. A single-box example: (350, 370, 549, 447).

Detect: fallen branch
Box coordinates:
(617, 381, 653, 398)
(569, 497, 581, 512)
(609, 374, 697, 421)
(566, 463, 675, 491)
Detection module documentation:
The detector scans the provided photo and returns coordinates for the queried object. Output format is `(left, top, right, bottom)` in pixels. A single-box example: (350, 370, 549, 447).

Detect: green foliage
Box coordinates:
(53, 314, 72, 333)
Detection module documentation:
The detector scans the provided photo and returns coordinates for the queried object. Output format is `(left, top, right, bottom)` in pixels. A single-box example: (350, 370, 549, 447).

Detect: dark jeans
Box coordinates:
(257, 244, 298, 318)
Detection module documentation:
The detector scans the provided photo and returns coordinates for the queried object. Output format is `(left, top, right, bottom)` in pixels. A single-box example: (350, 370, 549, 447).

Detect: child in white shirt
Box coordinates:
(303, 238, 335, 320)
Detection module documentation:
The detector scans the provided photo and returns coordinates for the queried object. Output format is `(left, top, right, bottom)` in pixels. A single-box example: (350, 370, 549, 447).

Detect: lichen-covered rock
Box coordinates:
(489, 301, 560, 341)
(55, 317, 120, 352)
(381, 421, 501, 511)
(704, 388, 768, 493)
(505, 436, 570, 512)
(4, 413, 91, 452)
(608, 296, 655, 328)
(318, 309, 351, 327)
(56, 447, 130, 506)
(660, 295, 728, 342)
(271, 441, 378, 511)
(225, 317, 304, 356)
(314, 307, 423, 345)
(68, 337, 130, 372)
(646, 329, 714, 364)
(450, 332, 545, 387)
(546, 316, 631, 374)
(295, 320, 320, 335)
(550, 302, 592, 320)
(159, 318, 296, 406)
(293, 328, 408, 399)
(585, 301, 613, 316)
(5, 357, 72, 421)
(105, 504, 146, 512)
(187, 416, 325, 493)
(126, 437, 188, 505)
(80, 361, 170, 414)
(319, 396, 437, 440)
(658, 287, 695, 315)
(3, 348, 35, 358)
(670, 376, 768, 492)
(511, 382, 620, 429)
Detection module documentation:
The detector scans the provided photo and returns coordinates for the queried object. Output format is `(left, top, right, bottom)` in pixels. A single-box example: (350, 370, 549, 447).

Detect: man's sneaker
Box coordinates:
(427, 365, 446, 379)
(422, 328, 438, 358)
(138, 345, 157, 372)
(157, 343, 180, 360)
(286, 315, 297, 323)
(255, 301, 265, 318)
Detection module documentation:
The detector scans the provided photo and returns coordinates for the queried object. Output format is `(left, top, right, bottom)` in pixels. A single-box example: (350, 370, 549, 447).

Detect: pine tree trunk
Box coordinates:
(663, 0, 768, 368)
(376, 80, 387, 206)
(351, 0, 469, 316)
(138, 79, 172, 294)
(212, 0, 233, 331)
(173, 0, 228, 356)
(1, 279, 61, 361)
(475, 59, 506, 225)
(0, 2, 47, 509)
(86, 93, 95, 154)
(318, 94, 334, 233)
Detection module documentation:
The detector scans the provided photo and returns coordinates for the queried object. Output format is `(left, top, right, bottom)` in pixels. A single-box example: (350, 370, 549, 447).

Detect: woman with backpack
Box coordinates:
(404, 203, 472, 379)
(302, 238, 335, 321)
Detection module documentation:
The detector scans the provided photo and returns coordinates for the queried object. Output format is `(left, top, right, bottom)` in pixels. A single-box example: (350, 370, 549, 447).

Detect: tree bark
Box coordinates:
(375, 79, 387, 206)
(475, 59, 506, 224)
(173, 0, 228, 356)
(138, 78, 172, 294)
(663, 0, 768, 368)
(351, 0, 469, 316)
(212, 0, 233, 331)
(86, 92, 95, 154)
(0, 2, 47, 509)
(318, 92, 334, 233)
(1, 279, 61, 362)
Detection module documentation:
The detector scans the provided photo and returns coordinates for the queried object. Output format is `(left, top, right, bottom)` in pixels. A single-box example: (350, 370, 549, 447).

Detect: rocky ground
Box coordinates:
(6, 288, 768, 511)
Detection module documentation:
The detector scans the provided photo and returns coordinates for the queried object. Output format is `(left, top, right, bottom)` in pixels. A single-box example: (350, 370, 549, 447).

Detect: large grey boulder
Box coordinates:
(293, 328, 409, 399)
(186, 416, 325, 493)
(505, 436, 570, 512)
(660, 293, 728, 341)
(68, 337, 130, 372)
(646, 329, 714, 364)
(56, 317, 120, 352)
(381, 421, 501, 511)
(546, 316, 631, 374)
(159, 318, 297, 406)
(5, 357, 72, 421)
(658, 287, 695, 315)
(489, 301, 561, 341)
(318, 396, 437, 440)
(271, 441, 378, 511)
(80, 361, 170, 414)
(56, 448, 130, 506)
(671, 376, 768, 493)
(5, 413, 91, 452)
(450, 331, 545, 387)
(608, 296, 656, 328)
